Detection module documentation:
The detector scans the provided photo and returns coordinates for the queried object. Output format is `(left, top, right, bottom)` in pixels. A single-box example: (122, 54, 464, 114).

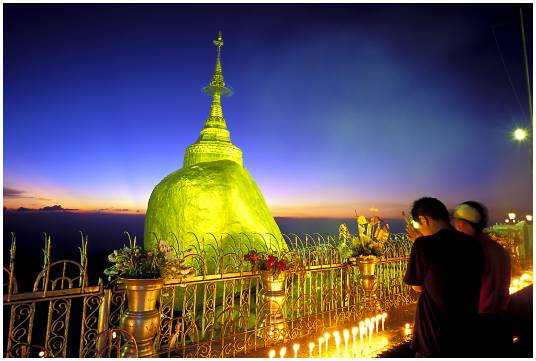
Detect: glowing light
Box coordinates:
(520, 273, 531, 281)
(526, 214, 533, 222)
(334, 332, 341, 355)
(308, 342, 315, 357)
(352, 327, 358, 356)
(513, 128, 528, 141)
(324, 332, 330, 352)
(280, 347, 286, 358)
(343, 329, 350, 354)
(513, 279, 519, 286)
(292, 344, 299, 358)
(404, 323, 412, 336)
(411, 220, 420, 229)
(318, 338, 324, 357)
(38, 351, 45, 357)
(112, 331, 117, 339)
(375, 315, 381, 332)
(368, 319, 374, 346)
(505, 219, 510, 223)
(508, 212, 516, 221)
(269, 349, 276, 358)
(381, 313, 387, 331)
(359, 321, 365, 352)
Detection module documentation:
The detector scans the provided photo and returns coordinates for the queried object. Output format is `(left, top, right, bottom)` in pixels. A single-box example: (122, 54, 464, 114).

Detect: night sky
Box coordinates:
(4, 4, 533, 221)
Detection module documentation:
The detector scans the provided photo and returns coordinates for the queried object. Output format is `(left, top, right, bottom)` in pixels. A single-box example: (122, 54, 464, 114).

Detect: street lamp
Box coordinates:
(526, 214, 533, 222)
(505, 219, 510, 223)
(513, 128, 528, 141)
(508, 213, 516, 223)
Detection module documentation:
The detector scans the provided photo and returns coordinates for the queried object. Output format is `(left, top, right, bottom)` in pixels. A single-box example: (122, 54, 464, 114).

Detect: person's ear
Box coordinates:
(419, 216, 430, 227)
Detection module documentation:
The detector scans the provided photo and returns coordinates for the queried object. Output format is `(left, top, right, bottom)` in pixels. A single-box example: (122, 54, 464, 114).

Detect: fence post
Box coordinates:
(96, 288, 112, 356)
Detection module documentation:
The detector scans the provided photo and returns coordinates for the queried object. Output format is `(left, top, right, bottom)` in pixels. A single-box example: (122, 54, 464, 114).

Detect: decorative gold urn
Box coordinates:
(355, 256, 381, 312)
(120, 278, 164, 357)
(356, 256, 379, 291)
(260, 271, 288, 341)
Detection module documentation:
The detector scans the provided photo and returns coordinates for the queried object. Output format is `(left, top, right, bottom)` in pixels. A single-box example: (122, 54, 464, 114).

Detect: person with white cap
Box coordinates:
(453, 201, 512, 356)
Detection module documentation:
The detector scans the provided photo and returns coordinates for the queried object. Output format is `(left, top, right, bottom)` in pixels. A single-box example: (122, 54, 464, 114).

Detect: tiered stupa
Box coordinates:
(144, 32, 286, 268)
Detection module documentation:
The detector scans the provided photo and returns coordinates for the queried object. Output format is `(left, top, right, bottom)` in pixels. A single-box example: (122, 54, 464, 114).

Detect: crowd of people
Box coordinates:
(403, 197, 530, 357)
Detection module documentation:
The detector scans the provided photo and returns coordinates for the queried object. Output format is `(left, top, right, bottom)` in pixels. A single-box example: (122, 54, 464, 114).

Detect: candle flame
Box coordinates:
(269, 350, 276, 358)
(280, 347, 287, 358)
(352, 327, 358, 336)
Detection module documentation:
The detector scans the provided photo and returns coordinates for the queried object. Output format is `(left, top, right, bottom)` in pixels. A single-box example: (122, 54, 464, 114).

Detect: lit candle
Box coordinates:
(375, 315, 381, 332)
(404, 323, 412, 336)
(280, 347, 287, 358)
(324, 332, 330, 353)
(318, 338, 324, 357)
(359, 321, 365, 353)
(308, 342, 315, 358)
(334, 333, 341, 355)
(368, 320, 374, 347)
(293, 344, 299, 358)
(381, 313, 387, 331)
(352, 327, 358, 356)
(269, 350, 276, 358)
(364, 319, 370, 343)
(343, 329, 350, 355)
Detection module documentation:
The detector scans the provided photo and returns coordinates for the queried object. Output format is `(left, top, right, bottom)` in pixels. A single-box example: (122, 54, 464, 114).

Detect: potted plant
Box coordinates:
(104, 236, 192, 357)
(243, 250, 294, 340)
(338, 215, 389, 270)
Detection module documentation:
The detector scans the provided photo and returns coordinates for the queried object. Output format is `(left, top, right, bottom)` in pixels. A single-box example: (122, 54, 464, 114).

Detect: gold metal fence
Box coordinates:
(3, 232, 416, 358)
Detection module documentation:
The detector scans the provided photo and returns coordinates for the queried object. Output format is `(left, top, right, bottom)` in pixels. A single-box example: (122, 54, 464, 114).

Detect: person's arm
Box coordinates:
(404, 239, 426, 291)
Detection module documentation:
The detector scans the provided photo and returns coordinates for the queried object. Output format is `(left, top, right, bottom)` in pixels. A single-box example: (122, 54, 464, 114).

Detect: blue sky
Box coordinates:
(3, 3, 533, 221)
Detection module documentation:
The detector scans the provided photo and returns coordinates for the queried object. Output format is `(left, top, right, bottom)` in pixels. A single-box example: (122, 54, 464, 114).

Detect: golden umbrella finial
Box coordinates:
(213, 30, 223, 48)
(204, 30, 232, 97)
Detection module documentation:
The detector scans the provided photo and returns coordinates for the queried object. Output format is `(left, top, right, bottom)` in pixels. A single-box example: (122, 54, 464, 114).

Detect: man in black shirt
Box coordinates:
(404, 197, 484, 357)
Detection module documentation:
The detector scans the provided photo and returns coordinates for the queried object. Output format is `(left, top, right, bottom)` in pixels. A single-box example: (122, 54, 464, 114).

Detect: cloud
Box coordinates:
(96, 208, 131, 212)
(4, 187, 25, 197)
(3, 187, 50, 201)
(15, 204, 79, 212)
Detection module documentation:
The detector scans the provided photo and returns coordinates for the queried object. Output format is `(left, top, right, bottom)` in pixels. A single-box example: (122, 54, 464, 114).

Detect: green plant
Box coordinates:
(337, 215, 389, 259)
(104, 235, 193, 282)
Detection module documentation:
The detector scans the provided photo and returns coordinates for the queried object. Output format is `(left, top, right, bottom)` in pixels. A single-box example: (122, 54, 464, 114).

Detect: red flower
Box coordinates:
(277, 260, 286, 271)
(250, 253, 258, 262)
(267, 255, 277, 269)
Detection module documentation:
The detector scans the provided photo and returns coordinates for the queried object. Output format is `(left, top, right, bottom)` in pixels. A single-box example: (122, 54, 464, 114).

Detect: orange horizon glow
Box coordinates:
(3, 201, 404, 219)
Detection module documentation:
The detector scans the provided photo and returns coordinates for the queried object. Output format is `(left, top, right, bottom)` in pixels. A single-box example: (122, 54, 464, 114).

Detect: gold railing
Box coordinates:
(3, 232, 416, 358)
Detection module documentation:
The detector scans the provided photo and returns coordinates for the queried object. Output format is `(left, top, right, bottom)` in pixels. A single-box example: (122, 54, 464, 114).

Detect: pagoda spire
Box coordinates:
(183, 30, 243, 168)
(202, 31, 232, 130)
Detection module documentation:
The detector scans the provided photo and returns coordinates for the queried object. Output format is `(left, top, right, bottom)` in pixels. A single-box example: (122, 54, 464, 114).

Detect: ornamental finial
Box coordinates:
(213, 30, 223, 49)
(203, 30, 232, 97)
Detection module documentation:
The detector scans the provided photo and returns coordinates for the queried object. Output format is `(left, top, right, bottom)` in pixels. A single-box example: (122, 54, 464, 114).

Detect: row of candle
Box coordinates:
(509, 272, 532, 294)
(268, 312, 388, 358)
